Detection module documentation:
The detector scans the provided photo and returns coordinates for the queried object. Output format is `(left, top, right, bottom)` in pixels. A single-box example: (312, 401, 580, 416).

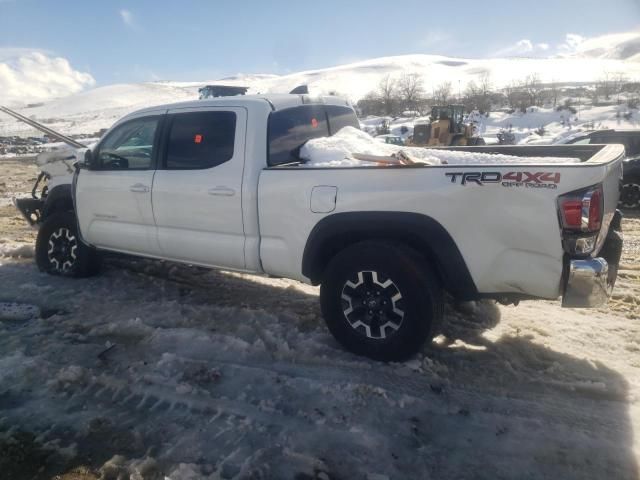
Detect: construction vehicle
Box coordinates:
(198, 85, 249, 100)
(410, 105, 485, 146)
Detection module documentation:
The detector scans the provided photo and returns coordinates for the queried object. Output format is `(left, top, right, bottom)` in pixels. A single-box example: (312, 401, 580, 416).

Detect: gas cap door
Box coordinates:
(310, 186, 337, 213)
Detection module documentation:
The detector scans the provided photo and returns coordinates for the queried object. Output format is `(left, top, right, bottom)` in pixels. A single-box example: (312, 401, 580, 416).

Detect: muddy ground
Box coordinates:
(0, 156, 639, 480)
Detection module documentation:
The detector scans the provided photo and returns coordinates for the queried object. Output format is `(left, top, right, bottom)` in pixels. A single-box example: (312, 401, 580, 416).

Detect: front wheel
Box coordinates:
(36, 211, 101, 277)
(320, 241, 443, 361)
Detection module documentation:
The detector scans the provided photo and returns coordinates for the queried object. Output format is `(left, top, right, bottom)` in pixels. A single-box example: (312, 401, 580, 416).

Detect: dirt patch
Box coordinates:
(0, 157, 38, 249)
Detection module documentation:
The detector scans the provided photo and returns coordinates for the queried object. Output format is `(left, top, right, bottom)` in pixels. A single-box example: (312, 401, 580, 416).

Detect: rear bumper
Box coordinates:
(562, 258, 610, 307)
(562, 211, 623, 308)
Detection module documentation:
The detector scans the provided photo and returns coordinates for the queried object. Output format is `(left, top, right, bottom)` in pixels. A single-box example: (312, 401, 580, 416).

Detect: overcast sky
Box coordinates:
(0, 0, 638, 101)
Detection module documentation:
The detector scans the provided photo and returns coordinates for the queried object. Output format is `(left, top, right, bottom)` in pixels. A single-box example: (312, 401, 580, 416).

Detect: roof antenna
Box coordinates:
(289, 85, 309, 94)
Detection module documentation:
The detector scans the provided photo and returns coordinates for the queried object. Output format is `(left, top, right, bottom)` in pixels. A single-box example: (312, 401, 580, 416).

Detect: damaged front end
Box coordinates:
(14, 171, 49, 226)
(2, 104, 88, 228)
(14, 149, 79, 227)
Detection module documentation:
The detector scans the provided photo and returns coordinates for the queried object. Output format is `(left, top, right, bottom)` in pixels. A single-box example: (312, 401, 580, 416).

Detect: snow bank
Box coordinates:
(0, 243, 34, 259)
(299, 127, 580, 167)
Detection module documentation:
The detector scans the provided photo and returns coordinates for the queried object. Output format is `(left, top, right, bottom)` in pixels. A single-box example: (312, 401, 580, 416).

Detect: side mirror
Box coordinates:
(75, 149, 94, 171)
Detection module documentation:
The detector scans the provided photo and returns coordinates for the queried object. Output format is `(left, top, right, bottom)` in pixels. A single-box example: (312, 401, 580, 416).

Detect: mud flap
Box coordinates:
(599, 210, 623, 290)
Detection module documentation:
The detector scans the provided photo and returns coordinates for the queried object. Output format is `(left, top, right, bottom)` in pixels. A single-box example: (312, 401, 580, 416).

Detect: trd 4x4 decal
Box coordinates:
(445, 171, 561, 189)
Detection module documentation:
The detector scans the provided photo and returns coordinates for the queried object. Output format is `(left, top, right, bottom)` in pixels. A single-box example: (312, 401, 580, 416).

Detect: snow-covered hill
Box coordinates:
(1, 31, 639, 137)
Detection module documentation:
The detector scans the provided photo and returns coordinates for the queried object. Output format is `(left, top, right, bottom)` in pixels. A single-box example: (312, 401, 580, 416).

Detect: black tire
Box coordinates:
(619, 182, 640, 210)
(320, 241, 443, 361)
(36, 211, 101, 277)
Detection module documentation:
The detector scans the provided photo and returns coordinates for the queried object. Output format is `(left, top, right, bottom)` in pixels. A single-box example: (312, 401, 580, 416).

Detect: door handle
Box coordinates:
(208, 186, 235, 196)
(130, 183, 150, 193)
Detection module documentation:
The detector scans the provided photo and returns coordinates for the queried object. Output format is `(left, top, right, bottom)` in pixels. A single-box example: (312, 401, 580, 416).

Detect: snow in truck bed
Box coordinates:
(299, 127, 580, 167)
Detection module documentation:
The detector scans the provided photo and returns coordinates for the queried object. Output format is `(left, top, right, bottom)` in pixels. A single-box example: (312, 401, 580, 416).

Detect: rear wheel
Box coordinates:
(36, 211, 101, 277)
(320, 241, 443, 361)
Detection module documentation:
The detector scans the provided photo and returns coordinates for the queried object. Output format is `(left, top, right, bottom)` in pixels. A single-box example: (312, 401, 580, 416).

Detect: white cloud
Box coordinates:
(494, 31, 640, 61)
(494, 39, 552, 57)
(0, 50, 95, 106)
(556, 33, 586, 55)
(119, 9, 135, 28)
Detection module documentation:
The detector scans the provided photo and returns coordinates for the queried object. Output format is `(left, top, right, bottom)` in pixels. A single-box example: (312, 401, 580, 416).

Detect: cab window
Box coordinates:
(95, 116, 159, 170)
(164, 111, 236, 170)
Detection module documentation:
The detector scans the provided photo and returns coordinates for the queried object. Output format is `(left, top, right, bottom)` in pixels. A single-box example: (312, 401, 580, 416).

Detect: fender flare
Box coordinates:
(302, 211, 478, 300)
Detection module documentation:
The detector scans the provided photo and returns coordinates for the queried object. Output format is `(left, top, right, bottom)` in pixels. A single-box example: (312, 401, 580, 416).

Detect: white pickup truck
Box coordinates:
(17, 94, 624, 360)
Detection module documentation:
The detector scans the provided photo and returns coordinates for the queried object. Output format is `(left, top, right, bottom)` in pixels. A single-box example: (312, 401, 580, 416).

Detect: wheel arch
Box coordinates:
(42, 184, 74, 220)
(302, 211, 478, 300)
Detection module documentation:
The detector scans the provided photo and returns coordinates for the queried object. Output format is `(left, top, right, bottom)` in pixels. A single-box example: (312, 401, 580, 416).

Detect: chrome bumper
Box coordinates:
(562, 258, 611, 308)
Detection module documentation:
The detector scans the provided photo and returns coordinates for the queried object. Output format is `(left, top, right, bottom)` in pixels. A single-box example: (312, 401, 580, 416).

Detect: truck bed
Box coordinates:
(258, 144, 624, 298)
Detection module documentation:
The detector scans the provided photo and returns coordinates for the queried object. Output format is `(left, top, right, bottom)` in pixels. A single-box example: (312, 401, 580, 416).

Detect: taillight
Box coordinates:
(558, 185, 604, 255)
(587, 188, 602, 231)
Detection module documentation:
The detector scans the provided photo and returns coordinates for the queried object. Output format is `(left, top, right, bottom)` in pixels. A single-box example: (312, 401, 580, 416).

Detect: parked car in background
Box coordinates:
(555, 129, 640, 209)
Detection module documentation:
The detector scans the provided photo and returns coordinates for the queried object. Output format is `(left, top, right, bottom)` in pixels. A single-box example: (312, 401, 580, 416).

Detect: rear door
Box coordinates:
(152, 106, 247, 268)
(75, 112, 164, 256)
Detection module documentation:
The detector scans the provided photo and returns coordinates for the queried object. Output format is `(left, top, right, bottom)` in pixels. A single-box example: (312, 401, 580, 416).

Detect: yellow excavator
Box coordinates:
(410, 105, 484, 146)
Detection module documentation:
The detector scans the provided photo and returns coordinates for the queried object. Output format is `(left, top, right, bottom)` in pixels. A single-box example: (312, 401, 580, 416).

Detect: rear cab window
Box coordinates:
(267, 104, 359, 166)
(326, 105, 360, 134)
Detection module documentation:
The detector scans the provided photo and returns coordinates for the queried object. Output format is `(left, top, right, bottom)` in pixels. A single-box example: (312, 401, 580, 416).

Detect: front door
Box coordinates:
(75, 112, 164, 256)
(151, 106, 247, 269)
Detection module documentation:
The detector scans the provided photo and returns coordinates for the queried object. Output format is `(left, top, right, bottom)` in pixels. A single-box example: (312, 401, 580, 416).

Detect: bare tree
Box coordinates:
(433, 81, 452, 104)
(504, 81, 521, 109)
(356, 91, 383, 117)
(398, 73, 425, 113)
(595, 71, 613, 103)
(611, 72, 628, 104)
(479, 72, 492, 99)
(377, 75, 398, 115)
(478, 72, 493, 112)
(463, 72, 493, 113)
(549, 80, 560, 108)
(523, 73, 544, 108)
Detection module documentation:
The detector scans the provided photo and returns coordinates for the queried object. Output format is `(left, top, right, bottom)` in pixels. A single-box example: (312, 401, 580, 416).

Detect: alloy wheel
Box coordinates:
(340, 270, 405, 339)
(47, 227, 78, 273)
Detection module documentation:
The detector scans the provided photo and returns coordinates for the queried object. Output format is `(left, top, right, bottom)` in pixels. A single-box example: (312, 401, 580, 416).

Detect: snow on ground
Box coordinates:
(479, 104, 640, 144)
(360, 103, 640, 148)
(0, 158, 639, 479)
(299, 127, 580, 167)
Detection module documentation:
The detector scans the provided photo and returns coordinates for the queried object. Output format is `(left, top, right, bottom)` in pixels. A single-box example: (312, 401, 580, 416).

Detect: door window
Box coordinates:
(95, 116, 159, 170)
(165, 111, 236, 170)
